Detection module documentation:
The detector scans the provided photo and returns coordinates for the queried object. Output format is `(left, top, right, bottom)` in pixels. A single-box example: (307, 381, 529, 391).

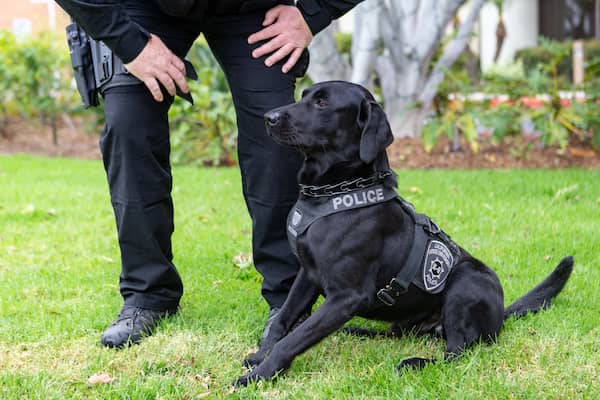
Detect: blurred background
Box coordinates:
(0, 0, 599, 168)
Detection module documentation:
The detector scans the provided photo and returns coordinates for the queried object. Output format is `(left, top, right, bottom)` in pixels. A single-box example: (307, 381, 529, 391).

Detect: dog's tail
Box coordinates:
(503, 256, 574, 320)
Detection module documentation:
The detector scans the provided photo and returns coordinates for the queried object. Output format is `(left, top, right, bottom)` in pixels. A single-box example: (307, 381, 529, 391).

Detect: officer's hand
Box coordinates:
(124, 34, 189, 102)
(248, 5, 313, 73)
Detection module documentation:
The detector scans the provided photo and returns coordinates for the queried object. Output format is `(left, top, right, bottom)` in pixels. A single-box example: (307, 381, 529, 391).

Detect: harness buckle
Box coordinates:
(425, 219, 441, 235)
(376, 278, 408, 306)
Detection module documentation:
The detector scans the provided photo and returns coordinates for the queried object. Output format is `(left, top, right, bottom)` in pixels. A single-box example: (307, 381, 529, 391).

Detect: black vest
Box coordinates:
(286, 185, 462, 299)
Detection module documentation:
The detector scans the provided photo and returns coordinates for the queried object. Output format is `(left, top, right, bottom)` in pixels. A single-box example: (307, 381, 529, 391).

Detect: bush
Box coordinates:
(168, 39, 313, 167)
(0, 31, 19, 136)
(168, 40, 237, 166)
(18, 33, 79, 144)
(516, 38, 600, 80)
(0, 31, 239, 164)
(0, 30, 80, 142)
(425, 38, 600, 152)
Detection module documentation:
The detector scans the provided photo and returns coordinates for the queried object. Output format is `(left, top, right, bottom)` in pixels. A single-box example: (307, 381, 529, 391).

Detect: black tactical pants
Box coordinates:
(99, 7, 303, 312)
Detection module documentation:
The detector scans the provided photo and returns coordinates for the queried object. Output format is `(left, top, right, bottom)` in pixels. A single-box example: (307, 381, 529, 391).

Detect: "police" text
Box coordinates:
(331, 188, 385, 210)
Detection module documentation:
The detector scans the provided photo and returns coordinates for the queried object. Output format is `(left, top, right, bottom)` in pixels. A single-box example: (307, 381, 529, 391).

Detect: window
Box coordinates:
(539, 0, 597, 40)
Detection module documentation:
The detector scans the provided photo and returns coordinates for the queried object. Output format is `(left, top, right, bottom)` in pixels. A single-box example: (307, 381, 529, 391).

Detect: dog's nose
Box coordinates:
(264, 111, 281, 127)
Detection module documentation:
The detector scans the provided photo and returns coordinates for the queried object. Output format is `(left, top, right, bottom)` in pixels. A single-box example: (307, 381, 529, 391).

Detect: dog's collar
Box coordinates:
(299, 171, 393, 198)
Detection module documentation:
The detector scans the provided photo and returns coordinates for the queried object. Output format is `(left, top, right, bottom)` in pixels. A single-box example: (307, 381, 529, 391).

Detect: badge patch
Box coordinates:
(423, 240, 454, 292)
(291, 209, 302, 226)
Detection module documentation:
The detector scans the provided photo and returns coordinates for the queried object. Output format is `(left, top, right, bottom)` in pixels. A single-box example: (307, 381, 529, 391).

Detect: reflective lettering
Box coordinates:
(343, 195, 353, 207)
(353, 192, 366, 205)
(332, 197, 343, 210)
(367, 190, 376, 202)
(331, 187, 387, 210)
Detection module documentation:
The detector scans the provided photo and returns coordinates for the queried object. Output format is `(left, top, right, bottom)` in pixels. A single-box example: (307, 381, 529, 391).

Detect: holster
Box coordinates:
(66, 22, 198, 107)
(66, 22, 98, 108)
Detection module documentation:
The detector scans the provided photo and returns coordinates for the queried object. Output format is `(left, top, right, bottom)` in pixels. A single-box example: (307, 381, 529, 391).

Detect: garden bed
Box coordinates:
(1, 118, 599, 169)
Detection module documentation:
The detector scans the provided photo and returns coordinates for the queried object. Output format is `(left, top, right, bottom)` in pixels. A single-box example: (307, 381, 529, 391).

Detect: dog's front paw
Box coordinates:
(396, 357, 433, 374)
(243, 352, 264, 369)
(233, 371, 260, 388)
(234, 359, 284, 387)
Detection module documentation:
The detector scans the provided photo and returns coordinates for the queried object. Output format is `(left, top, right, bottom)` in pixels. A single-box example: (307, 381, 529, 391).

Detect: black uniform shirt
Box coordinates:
(55, 0, 363, 63)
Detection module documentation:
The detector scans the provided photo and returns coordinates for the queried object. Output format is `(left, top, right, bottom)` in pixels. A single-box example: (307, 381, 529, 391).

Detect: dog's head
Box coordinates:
(264, 81, 394, 173)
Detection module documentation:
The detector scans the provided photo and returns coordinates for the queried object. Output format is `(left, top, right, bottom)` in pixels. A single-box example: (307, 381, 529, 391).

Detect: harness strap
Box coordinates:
(287, 184, 398, 258)
(376, 199, 430, 305)
(377, 197, 461, 306)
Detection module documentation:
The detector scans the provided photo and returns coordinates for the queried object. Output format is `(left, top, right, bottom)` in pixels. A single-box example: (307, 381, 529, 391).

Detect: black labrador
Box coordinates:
(235, 81, 574, 386)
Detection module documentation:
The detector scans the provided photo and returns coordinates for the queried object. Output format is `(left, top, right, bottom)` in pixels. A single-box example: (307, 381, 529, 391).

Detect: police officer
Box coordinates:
(55, 0, 363, 348)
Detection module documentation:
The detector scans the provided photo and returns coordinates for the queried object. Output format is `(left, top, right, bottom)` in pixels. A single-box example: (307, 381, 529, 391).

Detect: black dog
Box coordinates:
(235, 81, 574, 386)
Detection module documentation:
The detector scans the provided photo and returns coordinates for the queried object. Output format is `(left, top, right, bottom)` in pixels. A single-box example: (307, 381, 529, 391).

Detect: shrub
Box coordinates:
(0, 29, 80, 142)
(17, 32, 79, 144)
(516, 38, 600, 81)
(0, 30, 19, 136)
(424, 38, 600, 152)
(168, 40, 237, 166)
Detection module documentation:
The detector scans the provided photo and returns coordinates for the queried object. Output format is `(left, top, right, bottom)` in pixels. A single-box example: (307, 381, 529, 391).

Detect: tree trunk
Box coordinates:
(0, 104, 8, 138)
(51, 115, 58, 146)
(421, 0, 486, 107)
(493, 0, 506, 62)
(307, 22, 351, 83)
(308, 0, 486, 138)
(350, 0, 383, 88)
(377, 0, 484, 137)
(389, 106, 429, 138)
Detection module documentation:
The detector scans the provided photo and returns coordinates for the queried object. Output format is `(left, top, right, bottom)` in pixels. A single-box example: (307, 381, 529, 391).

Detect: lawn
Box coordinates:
(0, 155, 598, 399)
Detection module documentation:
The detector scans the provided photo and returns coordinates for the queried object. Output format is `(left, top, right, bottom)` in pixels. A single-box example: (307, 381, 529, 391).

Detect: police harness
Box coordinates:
(286, 171, 462, 306)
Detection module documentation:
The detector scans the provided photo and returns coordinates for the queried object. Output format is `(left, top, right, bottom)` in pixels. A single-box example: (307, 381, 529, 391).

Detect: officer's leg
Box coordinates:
(98, 84, 182, 347)
(91, 1, 203, 346)
(204, 14, 304, 310)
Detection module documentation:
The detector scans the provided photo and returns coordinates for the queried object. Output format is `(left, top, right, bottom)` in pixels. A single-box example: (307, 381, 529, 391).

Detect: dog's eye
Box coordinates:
(315, 98, 328, 108)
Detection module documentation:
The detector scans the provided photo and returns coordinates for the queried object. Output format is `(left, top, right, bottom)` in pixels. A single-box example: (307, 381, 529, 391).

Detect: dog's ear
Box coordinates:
(358, 100, 394, 164)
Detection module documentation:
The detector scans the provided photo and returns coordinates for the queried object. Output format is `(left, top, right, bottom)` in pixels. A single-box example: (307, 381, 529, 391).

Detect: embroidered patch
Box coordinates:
(423, 240, 454, 293)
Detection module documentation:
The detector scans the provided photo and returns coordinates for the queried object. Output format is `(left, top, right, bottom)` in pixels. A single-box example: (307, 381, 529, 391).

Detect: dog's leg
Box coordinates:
(397, 260, 504, 374)
(395, 334, 466, 373)
(235, 293, 365, 386)
(244, 269, 320, 368)
(343, 323, 402, 338)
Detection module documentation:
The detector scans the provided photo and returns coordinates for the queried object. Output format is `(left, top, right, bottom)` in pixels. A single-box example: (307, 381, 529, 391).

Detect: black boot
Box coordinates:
(101, 306, 175, 348)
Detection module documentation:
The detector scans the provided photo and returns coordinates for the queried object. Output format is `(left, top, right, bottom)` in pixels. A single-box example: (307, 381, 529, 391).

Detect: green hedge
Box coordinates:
(425, 38, 600, 152)
(516, 39, 600, 79)
(168, 39, 237, 166)
(2, 30, 598, 164)
(0, 30, 79, 141)
(0, 30, 237, 165)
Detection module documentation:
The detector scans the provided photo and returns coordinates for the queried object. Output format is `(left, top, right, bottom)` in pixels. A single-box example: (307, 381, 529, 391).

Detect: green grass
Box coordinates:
(0, 155, 598, 399)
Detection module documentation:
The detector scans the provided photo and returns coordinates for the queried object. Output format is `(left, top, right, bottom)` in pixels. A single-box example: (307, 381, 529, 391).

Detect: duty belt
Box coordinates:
(286, 174, 462, 306)
(89, 38, 197, 104)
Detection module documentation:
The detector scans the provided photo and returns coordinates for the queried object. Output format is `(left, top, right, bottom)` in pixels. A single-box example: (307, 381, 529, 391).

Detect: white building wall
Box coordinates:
(479, 0, 539, 71)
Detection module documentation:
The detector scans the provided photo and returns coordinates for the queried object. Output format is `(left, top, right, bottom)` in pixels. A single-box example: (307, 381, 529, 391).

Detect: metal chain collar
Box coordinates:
(299, 171, 394, 198)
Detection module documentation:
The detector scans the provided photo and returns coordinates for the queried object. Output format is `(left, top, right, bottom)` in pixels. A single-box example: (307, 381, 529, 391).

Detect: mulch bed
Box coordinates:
(387, 136, 600, 169)
(1, 118, 599, 169)
(0, 118, 100, 160)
